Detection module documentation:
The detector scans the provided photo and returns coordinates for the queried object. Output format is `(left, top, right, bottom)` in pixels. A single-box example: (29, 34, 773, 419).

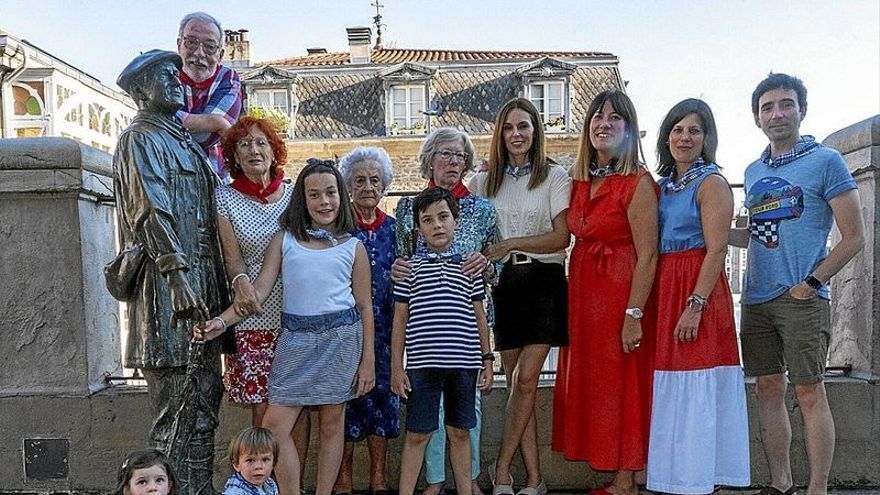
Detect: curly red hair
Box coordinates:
(221, 116, 287, 179)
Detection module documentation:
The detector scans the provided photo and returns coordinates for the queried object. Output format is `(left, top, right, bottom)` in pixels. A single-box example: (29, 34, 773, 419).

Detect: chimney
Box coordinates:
(307, 47, 328, 55)
(223, 29, 251, 68)
(346, 26, 372, 64)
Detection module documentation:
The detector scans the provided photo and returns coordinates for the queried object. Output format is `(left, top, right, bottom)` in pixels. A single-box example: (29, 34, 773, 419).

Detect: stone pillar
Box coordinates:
(0, 137, 126, 490)
(0, 137, 121, 395)
(823, 115, 880, 379)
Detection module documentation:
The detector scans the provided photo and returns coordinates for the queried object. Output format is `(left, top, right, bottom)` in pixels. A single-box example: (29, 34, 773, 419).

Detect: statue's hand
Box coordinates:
(167, 270, 209, 327)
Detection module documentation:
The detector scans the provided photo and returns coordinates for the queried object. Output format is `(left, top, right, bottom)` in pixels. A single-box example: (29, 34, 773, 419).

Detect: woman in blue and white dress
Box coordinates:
(647, 99, 749, 494)
(334, 147, 400, 495)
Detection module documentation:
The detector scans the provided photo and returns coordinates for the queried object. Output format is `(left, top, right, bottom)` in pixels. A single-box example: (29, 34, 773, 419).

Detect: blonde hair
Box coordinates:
(228, 427, 278, 467)
(572, 90, 643, 180)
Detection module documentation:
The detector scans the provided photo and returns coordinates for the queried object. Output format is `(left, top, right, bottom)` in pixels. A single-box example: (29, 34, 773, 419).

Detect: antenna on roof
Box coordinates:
(371, 0, 386, 49)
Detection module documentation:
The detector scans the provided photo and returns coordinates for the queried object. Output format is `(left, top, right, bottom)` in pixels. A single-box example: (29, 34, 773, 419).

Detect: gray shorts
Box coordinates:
(741, 291, 831, 384)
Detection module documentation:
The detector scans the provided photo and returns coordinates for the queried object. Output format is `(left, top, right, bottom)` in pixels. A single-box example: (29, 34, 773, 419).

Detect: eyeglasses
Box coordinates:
(435, 150, 469, 163)
(236, 138, 270, 150)
(180, 36, 220, 54)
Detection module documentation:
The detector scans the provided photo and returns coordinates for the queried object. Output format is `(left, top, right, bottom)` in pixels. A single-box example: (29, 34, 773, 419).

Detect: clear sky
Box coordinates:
(3, 0, 878, 183)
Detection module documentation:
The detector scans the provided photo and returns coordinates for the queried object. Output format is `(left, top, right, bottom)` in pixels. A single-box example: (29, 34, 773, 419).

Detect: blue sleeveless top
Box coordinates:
(657, 164, 723, 254)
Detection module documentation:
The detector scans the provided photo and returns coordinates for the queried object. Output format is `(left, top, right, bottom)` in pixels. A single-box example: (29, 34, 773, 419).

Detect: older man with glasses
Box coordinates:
(176, 11, 242, 181)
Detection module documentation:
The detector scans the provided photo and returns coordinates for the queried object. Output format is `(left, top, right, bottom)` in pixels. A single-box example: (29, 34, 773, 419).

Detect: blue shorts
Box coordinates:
(405, 368, 478, 433)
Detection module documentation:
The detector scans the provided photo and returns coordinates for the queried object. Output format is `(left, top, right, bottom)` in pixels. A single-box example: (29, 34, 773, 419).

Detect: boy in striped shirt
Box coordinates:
(391, 187, 494, 495)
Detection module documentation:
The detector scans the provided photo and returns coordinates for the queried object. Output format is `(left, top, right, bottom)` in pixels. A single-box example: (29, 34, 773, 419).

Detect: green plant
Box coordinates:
(248, 106, 291, 134)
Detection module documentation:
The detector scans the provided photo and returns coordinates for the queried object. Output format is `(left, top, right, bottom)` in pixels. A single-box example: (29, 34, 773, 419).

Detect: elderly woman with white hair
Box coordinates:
(391, 127, 499, 495)
(333, 146, 400, 495)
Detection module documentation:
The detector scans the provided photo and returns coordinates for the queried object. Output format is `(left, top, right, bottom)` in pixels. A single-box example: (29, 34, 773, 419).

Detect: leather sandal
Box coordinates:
(489, 462, 515, 495)
(516, 480, 546, 495)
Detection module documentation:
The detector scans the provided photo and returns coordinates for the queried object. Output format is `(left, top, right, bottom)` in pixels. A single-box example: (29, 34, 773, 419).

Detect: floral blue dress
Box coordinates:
(344, 212, 400, 440)
(395, 193, 499, 272)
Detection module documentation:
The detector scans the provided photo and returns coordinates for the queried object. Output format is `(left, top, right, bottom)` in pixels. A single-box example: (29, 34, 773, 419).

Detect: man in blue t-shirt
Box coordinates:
(735, 73, 865, 495)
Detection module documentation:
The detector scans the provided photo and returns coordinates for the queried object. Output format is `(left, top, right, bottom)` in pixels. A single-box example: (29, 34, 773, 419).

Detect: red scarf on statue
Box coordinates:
(355, 208, 387, 233)
(231, 173, 285, 204)
(426, 179, 470, 199)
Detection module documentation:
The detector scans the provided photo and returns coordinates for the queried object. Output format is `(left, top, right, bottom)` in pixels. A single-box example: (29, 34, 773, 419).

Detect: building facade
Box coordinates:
(0, 31, 135, 153)
(224, 26, 625, 192)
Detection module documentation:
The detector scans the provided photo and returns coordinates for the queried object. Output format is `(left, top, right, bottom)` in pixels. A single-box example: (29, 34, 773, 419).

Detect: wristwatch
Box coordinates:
(624, 307, 643, 320)
(804, 275, 823, 290)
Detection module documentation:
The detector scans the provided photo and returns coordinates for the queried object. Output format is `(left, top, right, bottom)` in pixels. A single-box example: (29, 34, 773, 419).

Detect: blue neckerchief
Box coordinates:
(505, 162, 532, 179)
(224, 472, 278, 495)
(414, 246, 461, 264)
(665, 159, 714, 193)
(761, 135, 823, 168)
(589, 161, 618, 178)
(306, 228, 344, 246)
(423, 252, 463, 264)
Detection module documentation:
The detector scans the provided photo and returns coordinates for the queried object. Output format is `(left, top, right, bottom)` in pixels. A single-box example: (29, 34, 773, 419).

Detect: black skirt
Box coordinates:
(492, 259, 569, 351)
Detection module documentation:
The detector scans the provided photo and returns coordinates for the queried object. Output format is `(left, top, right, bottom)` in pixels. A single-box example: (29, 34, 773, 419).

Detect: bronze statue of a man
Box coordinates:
(112, 49, 228, 494)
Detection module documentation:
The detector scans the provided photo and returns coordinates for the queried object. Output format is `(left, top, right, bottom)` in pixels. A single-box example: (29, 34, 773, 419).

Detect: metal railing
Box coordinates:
(111, 183, 852, 385)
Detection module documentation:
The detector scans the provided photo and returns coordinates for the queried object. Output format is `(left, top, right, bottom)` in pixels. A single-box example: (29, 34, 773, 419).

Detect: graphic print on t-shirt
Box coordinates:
(746, 176, 804, 248)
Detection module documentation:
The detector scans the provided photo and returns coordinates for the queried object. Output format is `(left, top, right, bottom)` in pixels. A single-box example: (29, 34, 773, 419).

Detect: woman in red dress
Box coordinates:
(552, 90, 658, 495)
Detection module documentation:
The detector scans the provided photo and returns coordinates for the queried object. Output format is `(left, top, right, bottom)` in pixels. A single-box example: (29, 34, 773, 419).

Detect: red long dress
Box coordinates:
(552, 171, 656, 471)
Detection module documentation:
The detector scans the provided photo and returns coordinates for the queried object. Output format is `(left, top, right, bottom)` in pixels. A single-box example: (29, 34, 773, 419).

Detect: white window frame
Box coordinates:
(387, 84, 426, 133)
(252, 88, 289, 114)
(528, 80, 566, 131)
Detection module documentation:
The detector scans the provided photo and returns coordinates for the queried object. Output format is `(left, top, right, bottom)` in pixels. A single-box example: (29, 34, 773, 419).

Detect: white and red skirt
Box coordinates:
(647, 248, 750, 494)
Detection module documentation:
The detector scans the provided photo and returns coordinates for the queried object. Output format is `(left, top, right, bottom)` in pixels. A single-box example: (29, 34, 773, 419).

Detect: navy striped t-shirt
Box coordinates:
(394, 257, 485, 370)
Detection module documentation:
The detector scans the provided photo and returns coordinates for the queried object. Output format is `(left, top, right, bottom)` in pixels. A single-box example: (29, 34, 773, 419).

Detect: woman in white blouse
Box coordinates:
(469, 98, 571, 495)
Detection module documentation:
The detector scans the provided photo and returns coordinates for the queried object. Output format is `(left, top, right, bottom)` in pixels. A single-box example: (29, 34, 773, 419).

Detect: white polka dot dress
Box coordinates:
(216, 182, 292, 331)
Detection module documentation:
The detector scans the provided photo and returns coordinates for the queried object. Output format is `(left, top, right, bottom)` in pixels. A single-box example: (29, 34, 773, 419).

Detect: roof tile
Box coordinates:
(261, 47, 614, 67)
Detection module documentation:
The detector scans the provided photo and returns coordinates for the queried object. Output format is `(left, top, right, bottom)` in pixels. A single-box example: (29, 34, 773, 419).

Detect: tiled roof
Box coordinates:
(295, 73, 385, 138)
(288, 65, 621, 139)
(261, 47, 614, 67)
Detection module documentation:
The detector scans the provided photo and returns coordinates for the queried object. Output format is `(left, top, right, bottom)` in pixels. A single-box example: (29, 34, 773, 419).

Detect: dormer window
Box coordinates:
(378, 62, 436, 136)
(516, 57, 577, 133)
(240, 66, 301, 137)
(528, 81, 565, 129)
(252, 89, 289, 114)
(389, 85, 426, 133)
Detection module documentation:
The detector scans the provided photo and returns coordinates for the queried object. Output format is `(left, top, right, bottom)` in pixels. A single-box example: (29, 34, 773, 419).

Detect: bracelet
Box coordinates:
(481, 352, 496, 362)
(211, 316, 228, 332)
(686, 294, 708, 312)
(231, 273, 250, 287)
(482, 263, 500, 286)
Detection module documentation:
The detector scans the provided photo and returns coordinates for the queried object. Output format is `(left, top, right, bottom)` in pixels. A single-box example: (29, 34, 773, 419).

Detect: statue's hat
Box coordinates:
(117, 49, 183, 95)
